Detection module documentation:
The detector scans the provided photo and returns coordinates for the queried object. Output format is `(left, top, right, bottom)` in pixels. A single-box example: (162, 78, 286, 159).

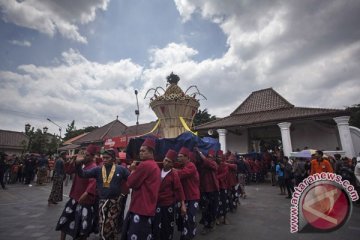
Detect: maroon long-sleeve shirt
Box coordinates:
(158, 170, 185, 206)
(217, 162, 229, 190)
(177, 161, 200, 201)
(227, 163, 238, 187)
(65, 161, 97, 205)
(127, 159, 161, 216)
(199, 158, 219, 193)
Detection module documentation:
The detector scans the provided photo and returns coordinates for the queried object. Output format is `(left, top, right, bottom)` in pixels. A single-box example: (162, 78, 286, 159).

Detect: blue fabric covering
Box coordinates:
(126, 132, 220, 161)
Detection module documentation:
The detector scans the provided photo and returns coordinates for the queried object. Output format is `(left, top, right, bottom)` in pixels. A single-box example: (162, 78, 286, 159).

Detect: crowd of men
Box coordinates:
(32, 140, 246, 240)
(2, 146, 360, 240)
(0, 152, 56, 189)
(272, 150, 360, 200)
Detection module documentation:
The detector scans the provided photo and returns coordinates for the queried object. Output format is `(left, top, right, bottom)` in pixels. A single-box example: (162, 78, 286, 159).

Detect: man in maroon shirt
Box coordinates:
(176, 147, 200, 240)
(195, 147, 219, 235)
(226, 154, 238, 212)
(216, 150, 229, 225)
(153, 149, 186, 240)
(121, 138, 161, 240)
(56, 144, 98, 240)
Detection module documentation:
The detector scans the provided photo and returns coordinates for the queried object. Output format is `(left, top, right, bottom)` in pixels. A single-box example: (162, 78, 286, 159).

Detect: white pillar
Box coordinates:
(334, 116, 355, 158)
(217, 129, 228, 152)
(252, 140, 261, 153)
(278, 122, 293, 157)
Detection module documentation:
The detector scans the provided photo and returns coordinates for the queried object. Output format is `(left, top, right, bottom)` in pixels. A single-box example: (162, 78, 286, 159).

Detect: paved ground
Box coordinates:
(0, 181, 359, 240)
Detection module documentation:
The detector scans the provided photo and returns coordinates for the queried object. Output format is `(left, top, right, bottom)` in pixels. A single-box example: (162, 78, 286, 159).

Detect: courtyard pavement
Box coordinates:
(0, 181, 359, 240)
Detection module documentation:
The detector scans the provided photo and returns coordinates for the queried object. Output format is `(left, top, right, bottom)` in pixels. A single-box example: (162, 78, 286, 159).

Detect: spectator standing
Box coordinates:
(276, 160, 286, 195)
(48, 157, 55, 182)
(37, 154, 48, 185)
(283, 157, 295, 199)
(48, 151, 66, 205)
(0, 152, 9, 190)
(310, 150, 333, 175)
(24, 154, 36, 185)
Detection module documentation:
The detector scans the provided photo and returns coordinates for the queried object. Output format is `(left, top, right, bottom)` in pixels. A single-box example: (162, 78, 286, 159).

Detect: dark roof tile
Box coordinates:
(73, 120, 127, 144)
(231, 88, 294, 115)
(0, 130, 29, 150)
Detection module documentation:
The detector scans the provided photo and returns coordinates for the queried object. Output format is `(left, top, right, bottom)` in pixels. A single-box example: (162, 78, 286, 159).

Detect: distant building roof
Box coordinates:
(73, 119, 127, 144)
(63, 132, 89, 145)
(58, 143, 81, 151)
(122, 121, 162, 136)
(231, 88, 294, 115)
(195, 88, 347, 130)
(0, 129, 29, 151)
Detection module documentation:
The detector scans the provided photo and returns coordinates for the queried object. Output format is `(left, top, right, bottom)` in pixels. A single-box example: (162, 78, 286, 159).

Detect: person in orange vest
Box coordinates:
(310, 150, 334, 175)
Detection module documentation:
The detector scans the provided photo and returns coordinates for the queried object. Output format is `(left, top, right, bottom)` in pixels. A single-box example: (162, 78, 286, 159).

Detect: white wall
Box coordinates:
(350, 126, 360, 156)
(226, 129, 248, 153)
(290, 121, 340, 151)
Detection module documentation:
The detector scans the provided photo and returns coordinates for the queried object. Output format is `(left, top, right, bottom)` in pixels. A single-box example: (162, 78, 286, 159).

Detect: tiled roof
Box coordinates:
(73, 119, 127, 144)
(0, 129, 29, 150)
(195, 88, 347, 130)
(58, 143, 81, 151)
(62, 132, 88, 145)
(231, 88, 294, 115)
(122, 121, 161, 136)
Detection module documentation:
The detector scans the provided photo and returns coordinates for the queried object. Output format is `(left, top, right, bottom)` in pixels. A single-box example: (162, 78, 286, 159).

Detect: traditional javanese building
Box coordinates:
(194, 88, 359, 158)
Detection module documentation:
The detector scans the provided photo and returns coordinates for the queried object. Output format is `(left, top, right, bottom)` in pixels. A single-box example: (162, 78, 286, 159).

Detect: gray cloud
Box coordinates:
(0, 0, 109, 43)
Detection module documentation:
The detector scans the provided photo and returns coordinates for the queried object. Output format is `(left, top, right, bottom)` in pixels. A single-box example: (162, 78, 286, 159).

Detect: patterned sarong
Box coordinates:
(48, 175, 63, 202)
(153, 204, 176, 240)
(228, 187, 238, 212)
(179, 200, 198, 240)
(199, 191, 219, 228)
(121, 212, 153, 240)
(99, 198, 122, 240)
(36, 167, 47, 185)
(217, 189, 228, 217)
(56, 198, 97, 238)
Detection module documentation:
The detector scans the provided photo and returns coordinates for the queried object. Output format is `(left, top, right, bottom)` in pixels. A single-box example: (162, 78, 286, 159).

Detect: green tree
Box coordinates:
(63, 120, 99, 141)
(192, 108, 216, 127)
(63, 120, 77, 141)
(24, 125, 59, 154)
(347, 104, 360, 128)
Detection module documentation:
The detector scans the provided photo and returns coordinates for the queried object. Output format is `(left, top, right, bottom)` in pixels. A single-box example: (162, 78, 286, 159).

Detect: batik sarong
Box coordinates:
(36, 167, 47, 185)
(199, 191, 219, 228)
(121, 212, 153, 240)
(179, 200, 198, 240)
(217, 189, 228, 218)
(228, 187, 238, 212)
(56, 198, 97, 238)
(48, 175, 63, 202)
(153, 204, 176, 240)
(99, 198, 122, 240)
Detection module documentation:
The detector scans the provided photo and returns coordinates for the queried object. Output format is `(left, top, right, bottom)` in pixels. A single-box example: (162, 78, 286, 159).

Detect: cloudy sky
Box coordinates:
(1, 0, 360, 136)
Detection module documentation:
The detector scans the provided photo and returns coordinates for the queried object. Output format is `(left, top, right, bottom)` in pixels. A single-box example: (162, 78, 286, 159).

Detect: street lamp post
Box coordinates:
(135, 89, 140, 135)
(47, 118, 62, 153)
(47, 118, 62, 139)
(42, 126, 48, 154)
